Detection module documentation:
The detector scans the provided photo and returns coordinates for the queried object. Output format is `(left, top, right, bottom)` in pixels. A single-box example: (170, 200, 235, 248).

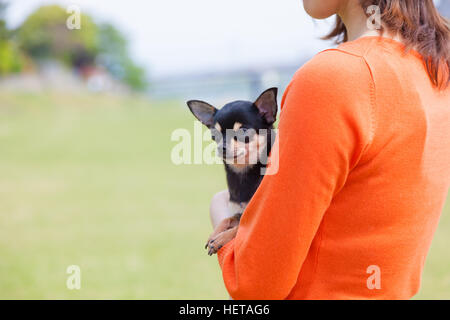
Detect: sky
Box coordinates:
(6, 0, 337, 78)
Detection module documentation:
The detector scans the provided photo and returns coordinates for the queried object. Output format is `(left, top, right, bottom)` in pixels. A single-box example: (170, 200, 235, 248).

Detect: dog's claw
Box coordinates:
(205, 239, 214, 249)
(206, 241, 223, 256)
(207, 242, 217, 256)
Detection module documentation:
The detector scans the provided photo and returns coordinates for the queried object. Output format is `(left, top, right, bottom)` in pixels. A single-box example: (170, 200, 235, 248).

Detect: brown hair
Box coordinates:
(324, 0, 450, 89)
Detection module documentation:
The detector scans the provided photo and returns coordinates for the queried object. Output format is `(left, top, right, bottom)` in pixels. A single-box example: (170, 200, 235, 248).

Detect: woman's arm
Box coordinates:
(215, 50, 375, 299)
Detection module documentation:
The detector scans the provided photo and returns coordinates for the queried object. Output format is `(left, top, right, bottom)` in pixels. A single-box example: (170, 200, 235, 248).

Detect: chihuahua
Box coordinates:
(187, 88, 278, 255)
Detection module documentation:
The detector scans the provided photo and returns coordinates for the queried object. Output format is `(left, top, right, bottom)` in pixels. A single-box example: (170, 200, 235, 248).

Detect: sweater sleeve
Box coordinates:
(216, 50, 376, 300)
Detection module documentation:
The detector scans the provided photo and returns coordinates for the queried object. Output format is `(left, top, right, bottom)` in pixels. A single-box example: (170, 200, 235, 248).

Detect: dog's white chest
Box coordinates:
(228, 201, 248, 215)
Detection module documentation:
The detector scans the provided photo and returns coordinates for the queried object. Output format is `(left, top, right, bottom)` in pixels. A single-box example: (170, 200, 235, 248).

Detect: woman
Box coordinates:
(210, 0, 450, 299)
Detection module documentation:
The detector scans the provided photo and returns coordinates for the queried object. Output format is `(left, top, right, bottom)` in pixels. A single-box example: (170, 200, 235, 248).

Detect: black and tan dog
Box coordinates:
(187, 88, 278, 255)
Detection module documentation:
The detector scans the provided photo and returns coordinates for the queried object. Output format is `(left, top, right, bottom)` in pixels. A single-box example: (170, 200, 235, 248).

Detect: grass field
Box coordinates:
(0, 91, 449, 299)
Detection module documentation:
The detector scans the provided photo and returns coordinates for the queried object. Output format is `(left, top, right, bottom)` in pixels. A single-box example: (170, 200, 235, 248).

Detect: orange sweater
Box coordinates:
(217, 36, 450, 300)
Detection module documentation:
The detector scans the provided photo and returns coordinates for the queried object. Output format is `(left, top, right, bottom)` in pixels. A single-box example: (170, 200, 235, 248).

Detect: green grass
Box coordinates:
(0, 91, 227, 299)
(0, 91, 448, 299)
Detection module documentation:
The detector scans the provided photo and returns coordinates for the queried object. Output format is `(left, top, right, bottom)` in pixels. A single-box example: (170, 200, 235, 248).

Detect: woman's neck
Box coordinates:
(338, 0, 402, 42)
(338, 1, 380, 41)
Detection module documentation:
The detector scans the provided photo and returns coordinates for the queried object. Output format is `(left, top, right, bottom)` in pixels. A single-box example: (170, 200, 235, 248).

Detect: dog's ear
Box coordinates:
(186, 100, 218, 128)
(253, 88, 278, 124)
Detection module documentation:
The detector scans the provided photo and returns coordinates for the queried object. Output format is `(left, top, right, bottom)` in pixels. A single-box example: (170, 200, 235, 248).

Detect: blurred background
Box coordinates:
(0, 0, 449, 299)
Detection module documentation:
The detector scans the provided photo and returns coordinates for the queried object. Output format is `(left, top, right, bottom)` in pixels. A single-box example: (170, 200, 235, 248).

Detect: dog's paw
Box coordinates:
(204, 215, 239, 250)
(206, 227, 238, 256)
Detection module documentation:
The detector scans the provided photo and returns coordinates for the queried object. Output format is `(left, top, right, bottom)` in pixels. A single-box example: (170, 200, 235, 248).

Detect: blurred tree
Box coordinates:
(16, 5, 99, 68)
(121, 59, 147, 91)
(0, 41, 23, 74)
(0, 4, 147, 88)
(0, 1, 23, 75)
(97, 23, 147, 90)
(16, 5, 147, 90)
(0, 1, 9, 41)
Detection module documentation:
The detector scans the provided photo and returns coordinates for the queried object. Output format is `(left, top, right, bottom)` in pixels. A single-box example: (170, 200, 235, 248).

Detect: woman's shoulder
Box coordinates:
(287, 47, 375, 104)
(281, 40, 377, 121)
(291, 36, 388, 87)
(281, 41, 378, 145)
(293, 47, 372, 86)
